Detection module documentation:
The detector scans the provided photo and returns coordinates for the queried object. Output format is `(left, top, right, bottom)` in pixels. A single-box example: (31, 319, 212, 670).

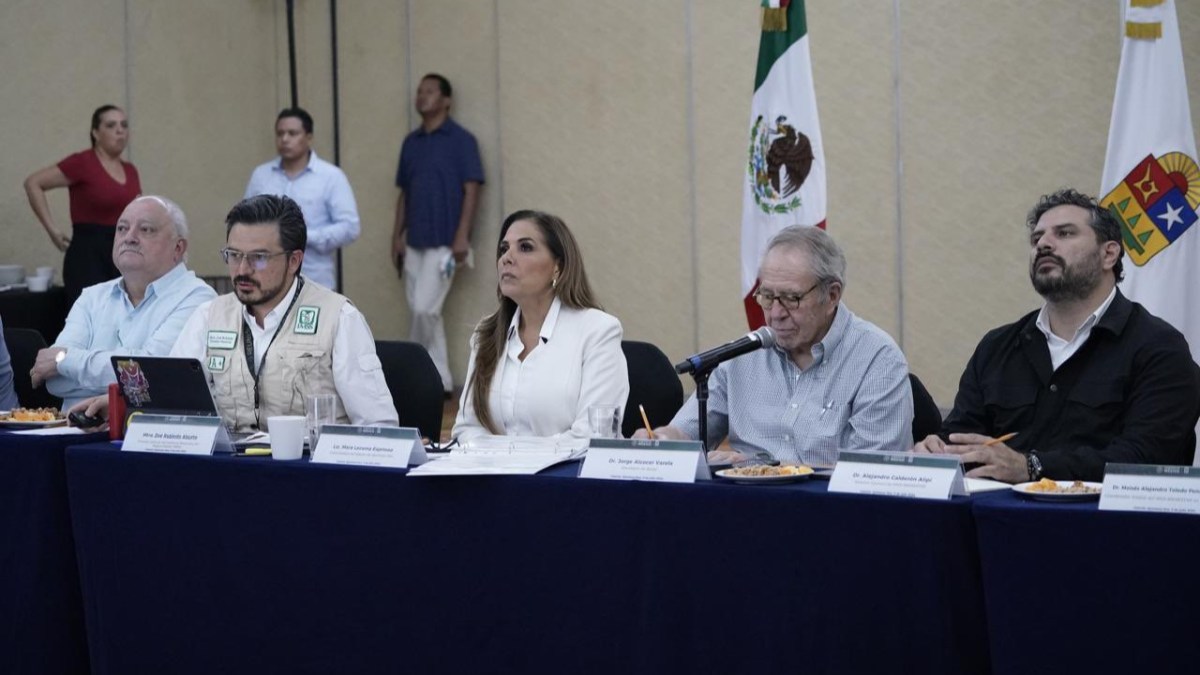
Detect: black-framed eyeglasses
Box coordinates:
(753, 282, 822, 311)
(220, 248, 291, 271)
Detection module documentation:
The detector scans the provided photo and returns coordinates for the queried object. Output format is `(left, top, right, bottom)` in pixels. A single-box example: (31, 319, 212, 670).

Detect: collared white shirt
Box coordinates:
(1035, 287, 1117, 371)
(171, 277, 397, 426)
(244, 151, 361, 290)
(453, 297, 629, 442)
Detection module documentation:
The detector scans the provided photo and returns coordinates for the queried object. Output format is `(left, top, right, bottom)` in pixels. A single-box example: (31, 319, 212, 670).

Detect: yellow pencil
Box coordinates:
(983, 432, 1018, 446)
(638, 404, 655, 439)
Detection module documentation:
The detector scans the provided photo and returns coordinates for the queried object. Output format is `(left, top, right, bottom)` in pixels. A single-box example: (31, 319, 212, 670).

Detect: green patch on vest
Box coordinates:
(207, 330, 238, 350)
(207, 355, 227, 372)
(294, 306, 320, 335)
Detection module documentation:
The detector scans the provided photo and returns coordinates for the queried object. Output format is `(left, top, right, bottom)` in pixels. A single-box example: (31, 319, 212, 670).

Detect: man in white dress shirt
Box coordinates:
(171, 194, 395, 432)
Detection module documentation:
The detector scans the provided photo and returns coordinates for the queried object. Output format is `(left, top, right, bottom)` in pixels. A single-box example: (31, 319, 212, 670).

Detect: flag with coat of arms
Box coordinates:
(1100, 0, 1200, 367)
(741, 0, 826, 328)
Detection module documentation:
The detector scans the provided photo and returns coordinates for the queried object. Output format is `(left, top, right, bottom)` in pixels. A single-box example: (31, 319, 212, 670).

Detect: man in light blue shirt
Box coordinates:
(30, 196, 216, 409)
(637, 226, 913, 467)
(244, 107, 360, 290)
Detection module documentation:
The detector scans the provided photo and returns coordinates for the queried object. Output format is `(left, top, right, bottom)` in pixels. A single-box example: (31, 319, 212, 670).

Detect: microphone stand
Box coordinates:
(689, 367, 714, 453)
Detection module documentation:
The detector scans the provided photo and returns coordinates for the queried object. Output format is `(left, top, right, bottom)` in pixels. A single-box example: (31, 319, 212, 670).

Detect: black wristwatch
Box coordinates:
(1026, 450, 1044, 481)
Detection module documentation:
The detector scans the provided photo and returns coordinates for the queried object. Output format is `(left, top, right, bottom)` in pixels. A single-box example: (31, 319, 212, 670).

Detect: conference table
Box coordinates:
(0, 429, 105, 675)
(64, 444, 991, 675)
(974, 492, 1200, 675)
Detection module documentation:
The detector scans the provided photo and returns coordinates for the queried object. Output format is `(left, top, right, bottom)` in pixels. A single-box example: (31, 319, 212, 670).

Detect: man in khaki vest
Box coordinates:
(170, 194, 397, 432)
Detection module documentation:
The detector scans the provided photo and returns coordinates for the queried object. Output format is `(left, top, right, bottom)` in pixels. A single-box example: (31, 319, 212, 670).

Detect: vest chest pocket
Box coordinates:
(278, 348, 332, 399)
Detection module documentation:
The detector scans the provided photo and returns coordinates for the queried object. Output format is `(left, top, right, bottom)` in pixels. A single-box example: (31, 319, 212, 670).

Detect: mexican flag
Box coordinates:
(741, 0, 826, 328)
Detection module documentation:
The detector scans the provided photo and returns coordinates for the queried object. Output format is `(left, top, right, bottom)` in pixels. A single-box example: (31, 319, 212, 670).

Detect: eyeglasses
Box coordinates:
(753, 282, 822, 311)
(220, 248, 290, 270)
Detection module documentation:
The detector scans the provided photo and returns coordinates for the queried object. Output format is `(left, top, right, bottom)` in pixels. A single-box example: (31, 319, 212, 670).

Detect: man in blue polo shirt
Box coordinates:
(392, 73, 484, 395)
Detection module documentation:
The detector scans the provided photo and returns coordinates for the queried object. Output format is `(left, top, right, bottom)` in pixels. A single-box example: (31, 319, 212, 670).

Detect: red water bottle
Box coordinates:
(108, 382, 127, 440)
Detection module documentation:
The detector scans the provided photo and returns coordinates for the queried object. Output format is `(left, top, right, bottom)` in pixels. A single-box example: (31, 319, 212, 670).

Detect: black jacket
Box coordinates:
(942, 290, 1200, 481)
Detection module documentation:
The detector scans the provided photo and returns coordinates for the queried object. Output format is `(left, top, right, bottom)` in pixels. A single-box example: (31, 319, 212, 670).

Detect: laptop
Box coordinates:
(110, 356, 239, 451)
(111, 356, 221, 416)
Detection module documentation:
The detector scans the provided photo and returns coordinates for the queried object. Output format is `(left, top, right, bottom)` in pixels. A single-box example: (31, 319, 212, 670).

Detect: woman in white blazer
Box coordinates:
(452, 210, 629, 442)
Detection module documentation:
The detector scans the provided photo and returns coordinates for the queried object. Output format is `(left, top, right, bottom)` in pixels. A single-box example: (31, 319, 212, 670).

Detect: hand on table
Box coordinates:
(936, 433, 1028, 484)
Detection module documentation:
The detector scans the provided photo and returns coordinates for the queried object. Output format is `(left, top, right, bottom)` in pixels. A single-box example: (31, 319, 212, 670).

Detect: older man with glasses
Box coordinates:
(636, 225, 912, 467)
(169, 194, 396, 433)
(32, 195, 216, 409)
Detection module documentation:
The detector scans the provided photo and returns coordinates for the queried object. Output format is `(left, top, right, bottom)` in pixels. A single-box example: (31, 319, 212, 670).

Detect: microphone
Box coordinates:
(674, 327, 776, 375)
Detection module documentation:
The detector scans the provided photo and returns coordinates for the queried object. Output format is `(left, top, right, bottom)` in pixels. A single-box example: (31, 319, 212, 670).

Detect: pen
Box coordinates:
(983, 432, 1018, 447)
(638, 404, 655, 439)
(818, 400, 834, 418)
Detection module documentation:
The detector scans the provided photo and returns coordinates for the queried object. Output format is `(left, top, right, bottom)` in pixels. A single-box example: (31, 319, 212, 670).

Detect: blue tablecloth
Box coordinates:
(64, 445, 991, 675)
(973, 492, 1200, 675)
(0, 430, 105, 675)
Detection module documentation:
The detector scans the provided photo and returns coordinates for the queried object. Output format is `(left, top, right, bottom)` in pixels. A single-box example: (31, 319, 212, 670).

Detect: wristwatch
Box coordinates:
(1026, 450, 1044, 481)
(54, 349, 67, 365)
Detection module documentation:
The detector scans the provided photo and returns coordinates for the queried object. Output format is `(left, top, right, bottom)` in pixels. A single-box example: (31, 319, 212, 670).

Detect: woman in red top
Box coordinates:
(24, 104, 142, 305)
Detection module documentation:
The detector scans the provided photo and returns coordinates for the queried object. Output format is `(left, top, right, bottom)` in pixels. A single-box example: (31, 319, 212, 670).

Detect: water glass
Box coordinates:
(306, 394, 336, 448)
(588, 404, 621, 439)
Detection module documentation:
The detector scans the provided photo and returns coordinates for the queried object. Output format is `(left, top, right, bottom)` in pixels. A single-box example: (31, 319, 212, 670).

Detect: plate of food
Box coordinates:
(0, 407, 68, 428)
(715, 464, 814, 484)
(1012, 478, 1102, 502)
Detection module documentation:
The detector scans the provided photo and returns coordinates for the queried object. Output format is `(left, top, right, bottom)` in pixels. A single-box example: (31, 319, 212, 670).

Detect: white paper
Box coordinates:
(12, 426, 86, 436)
(966, 477, 1011, 494)
(407, 435, 585, 476)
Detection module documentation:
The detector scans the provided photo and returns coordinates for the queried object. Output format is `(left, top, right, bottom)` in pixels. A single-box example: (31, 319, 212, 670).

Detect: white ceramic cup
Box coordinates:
(268, 415, 306, 460)
(306, 394, 336, 447)
(588, 404, 622, 439)
(25, 276, 50, 292)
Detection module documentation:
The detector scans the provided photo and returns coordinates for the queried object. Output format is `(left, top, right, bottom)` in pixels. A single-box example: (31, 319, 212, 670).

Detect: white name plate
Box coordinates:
(310, 425, 427, 469)
(1099, 463, 1200, 515)
(579, 438, 710, 483)
(123, 414, 224, 456)
(828, 451, 966, 500)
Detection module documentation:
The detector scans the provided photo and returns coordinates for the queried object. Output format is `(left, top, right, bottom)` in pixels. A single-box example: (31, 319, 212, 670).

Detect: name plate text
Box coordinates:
(579, 438, 709, 483)
(311, 425, 426, 469)
(1100, 463, 1200, 515)
(828, 451, 966, 500)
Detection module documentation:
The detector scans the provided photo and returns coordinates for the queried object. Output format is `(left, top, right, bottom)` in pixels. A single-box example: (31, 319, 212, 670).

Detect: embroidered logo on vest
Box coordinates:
(207, 355, 227, 372)
(294, 306, 320, 335)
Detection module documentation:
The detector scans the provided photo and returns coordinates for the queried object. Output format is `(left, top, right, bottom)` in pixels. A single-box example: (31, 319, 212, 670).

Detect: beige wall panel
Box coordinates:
(497, 0, 694, 368)
(808, 0, 900, 339)
(900, 1, 1119, 405)
(124, 1, 278, 280)
(690, 0, 760, 352)
(0, 0, 126, 275)
(337, 2, 409, 342)
(406, 0, 502, 381)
